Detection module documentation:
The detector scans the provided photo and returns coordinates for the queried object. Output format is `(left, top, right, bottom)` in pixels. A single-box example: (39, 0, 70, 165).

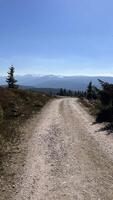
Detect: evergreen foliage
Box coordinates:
(86, 81, 93, 100)
(6, 65, 18, 88)
(96, 80, 113, 122)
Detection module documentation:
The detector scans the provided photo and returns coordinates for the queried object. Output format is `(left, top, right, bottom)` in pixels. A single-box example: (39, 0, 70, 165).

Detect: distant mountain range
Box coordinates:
(1, 75, 113, 91)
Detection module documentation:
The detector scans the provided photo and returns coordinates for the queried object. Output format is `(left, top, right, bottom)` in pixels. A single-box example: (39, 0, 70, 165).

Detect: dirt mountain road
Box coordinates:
(15, 98, 113, 200)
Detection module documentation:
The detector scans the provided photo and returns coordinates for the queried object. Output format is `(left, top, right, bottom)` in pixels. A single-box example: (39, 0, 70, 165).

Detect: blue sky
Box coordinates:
(0, 0, 113, 76)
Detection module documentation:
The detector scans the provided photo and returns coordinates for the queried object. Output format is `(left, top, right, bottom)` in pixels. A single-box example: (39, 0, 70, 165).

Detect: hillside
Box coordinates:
(0, 87, 50, 119)
(1, 75, 113, 91)
(0, 87, 51, 199)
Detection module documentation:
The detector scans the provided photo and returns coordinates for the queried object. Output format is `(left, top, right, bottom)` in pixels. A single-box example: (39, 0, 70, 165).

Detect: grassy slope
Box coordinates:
(0, 87, 50, 140)
(0, 87, 51, 197)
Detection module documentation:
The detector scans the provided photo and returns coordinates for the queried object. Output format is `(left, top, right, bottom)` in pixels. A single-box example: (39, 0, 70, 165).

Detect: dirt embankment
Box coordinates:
(0, 88, 50, 200)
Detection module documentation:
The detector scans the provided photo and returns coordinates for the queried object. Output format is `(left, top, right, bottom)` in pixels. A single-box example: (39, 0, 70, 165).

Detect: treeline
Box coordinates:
(57, 88, 86, 97)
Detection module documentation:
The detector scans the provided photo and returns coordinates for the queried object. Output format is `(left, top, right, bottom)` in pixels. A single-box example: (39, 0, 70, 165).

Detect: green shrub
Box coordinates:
(96, 106, 113, 122)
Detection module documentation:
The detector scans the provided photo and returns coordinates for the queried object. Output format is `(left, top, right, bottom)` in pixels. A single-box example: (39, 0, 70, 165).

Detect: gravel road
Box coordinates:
(14, 98, 113, 200)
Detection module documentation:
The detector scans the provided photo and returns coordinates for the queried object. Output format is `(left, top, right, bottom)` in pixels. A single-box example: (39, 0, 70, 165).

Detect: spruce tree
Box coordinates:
(6, 65, 18, 88)
(87, 81, 93, 100)
(59, 88, 64, 96)
(96, 80, 113, 122)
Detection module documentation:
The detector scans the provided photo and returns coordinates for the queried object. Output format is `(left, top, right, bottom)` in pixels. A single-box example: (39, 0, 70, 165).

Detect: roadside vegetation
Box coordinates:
(79, 79, 113, 133)
(0, 66, 51, 191)
(58, 78, 113, 133)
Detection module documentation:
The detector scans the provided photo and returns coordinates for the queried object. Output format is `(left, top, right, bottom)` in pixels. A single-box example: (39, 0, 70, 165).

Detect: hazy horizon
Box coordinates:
(2, 73, 113, 78)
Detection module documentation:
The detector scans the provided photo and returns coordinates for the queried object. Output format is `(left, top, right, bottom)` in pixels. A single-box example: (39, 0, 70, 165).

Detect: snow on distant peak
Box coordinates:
(29, 74, 65, 78)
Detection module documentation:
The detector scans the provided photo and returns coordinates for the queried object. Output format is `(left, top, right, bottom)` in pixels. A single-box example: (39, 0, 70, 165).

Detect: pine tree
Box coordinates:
(59, 88, 64, 96)
(98, 80, 113, 106)
(86, 81, 93, 100)
(69, 90, 72, 97)
(63, 89, 67, 96)
(6, 65, 18, 88)
(96, 80, 113, 122)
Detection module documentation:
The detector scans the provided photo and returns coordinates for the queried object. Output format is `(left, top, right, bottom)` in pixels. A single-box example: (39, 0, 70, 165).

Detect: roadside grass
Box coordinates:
(0, 87, 51, 177)
(78, 97, 113, 134)
(78, 98, 99, 115)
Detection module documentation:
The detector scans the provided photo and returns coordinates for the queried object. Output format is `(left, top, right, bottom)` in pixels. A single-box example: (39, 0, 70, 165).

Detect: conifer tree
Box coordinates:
(6, 65, 18, 88)
(59, 88, 64, 96)
(96, 80, 113, 122)
(86, 81, 93, 100)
